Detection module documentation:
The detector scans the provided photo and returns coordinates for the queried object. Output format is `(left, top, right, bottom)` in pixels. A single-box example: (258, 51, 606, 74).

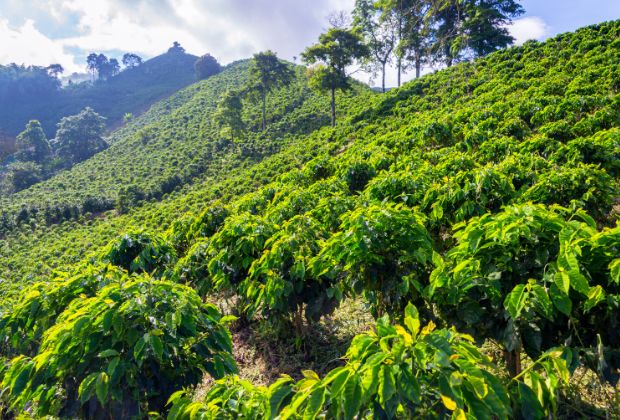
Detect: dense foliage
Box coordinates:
(0, 272, 236, 418)
(1, 20, 619, 418)
(168, 305, 574, 419)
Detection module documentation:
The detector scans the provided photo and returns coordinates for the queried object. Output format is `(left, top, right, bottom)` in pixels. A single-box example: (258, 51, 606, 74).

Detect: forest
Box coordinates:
(0, 0, 619, 419)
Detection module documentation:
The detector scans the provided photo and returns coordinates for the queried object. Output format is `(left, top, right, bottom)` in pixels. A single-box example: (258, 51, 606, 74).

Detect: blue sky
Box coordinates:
(0, 0, 619, 86)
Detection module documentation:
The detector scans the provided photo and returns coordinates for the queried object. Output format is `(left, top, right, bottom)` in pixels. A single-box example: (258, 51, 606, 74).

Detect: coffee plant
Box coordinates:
(0, 276, 236, 418)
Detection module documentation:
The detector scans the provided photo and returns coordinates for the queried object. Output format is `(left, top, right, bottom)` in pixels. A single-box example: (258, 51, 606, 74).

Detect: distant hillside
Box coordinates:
(0, 59, 370, 233)
(0, 48, 199, 138)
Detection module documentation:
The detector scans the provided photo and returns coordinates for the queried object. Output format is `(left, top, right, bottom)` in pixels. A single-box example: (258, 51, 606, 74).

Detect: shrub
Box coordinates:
(313, 203, 433, 317)
(101, 231, 177, 277)
(0, 277, 236, 418)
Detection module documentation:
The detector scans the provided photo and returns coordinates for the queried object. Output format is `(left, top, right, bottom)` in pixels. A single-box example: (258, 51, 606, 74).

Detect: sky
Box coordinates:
(0, 0, 619, 87)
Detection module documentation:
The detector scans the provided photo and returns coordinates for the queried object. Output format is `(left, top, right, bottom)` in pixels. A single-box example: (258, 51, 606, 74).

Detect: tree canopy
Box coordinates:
(15, 120, 51, 164)
(247, 51, 294, 130)
(213, 90, 245, 141)
(302, 28, 369, 126)
(353, 0, 397, 92)
(122, 53, 143, 68)
(194, 53, 222, 80)
(55, 107, 108, 165)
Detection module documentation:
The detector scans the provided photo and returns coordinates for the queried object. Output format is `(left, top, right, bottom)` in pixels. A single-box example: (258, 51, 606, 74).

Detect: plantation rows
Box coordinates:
(0, 21, 619, 418)
(0, 61, 368, 229)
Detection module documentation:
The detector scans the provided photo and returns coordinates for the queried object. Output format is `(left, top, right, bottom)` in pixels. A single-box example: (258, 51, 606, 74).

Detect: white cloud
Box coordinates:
(508, 16, 550, 45)
(0, 0, 359, 74)
(0, 1, 546, 88)
(0, 18, 81, 72)
(52, 0, 357, 63)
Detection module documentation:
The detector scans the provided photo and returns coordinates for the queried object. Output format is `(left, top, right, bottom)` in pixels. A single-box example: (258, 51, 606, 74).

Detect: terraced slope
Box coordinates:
(0, 60, 372, 299)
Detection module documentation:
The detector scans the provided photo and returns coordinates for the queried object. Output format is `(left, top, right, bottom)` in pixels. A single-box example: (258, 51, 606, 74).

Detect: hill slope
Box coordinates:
(0, 58, 372, 299)
(0, 49, 199, 138)
(0, 21, 619, 418)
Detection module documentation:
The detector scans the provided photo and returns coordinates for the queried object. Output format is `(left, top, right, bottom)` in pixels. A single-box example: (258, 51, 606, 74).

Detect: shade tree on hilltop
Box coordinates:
(247, 51, 294, 130)
(122, 53, 143, 68)
(194, 53, 222, 80)
(428, 0, 524, 66)
(302, 28, 369, 126)
(353, 0, 397, 92)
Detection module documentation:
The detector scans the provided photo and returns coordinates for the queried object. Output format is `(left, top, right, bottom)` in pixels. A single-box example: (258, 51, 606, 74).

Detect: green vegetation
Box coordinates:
(55, 107, 108, 166)
(0, 60, 364, 228)
(14, 120, 51, 164)
(303, 28, 369, 126)
(194, 54, 222, 80)
(0, 46, 199, 137)
(0, 16, 619, 419)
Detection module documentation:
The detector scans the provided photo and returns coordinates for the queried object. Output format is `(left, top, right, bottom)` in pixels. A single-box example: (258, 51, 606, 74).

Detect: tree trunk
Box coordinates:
(382, 62, 386, 93)
(262, 91, 266, 131)
(504, 349, 522, 378)
(330, 88, 336, 127)
(416, 56, 421, 79)
(397, 1, 403, 87)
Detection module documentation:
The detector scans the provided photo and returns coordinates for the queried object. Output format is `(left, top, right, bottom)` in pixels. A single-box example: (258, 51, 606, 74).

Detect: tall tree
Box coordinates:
(45, 64, 64, 78)
(86, 53, 98, 82)
(462, 0, 524, 57)
(5, 161, 42, 192)
(15, 120, 51, 164)
(122, 53, 143, 68)
(213, 91, 245, 142)
(108, 58, 121, 77)
(55, 107, 108, 165)
(168, 42, 186, 54)
(194, 54, 222, 80)
(353, 0, 396, 92)
(384, 0, 433, 80)
(302, 28, 369, 127)
(248, 51, 294, 130)
(86, 53, 115, 80)
(429, 0, 523, 66)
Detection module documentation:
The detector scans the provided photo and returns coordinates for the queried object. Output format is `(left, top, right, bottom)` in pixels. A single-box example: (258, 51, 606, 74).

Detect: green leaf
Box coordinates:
(517, 382, 544, 419)
(151, 333, 164, 360)
(10, 363, 33, 397)
(554, 271, 570, 295)
(342, 377, 362, 420)
(530, 283, 554, 319)
(609, 259, 619, 284)
(303, 387, 326, 420)
(550, 284, 572, 316)
(584, 285, 605, 312)
(78, 372, 99, 403)
(466, 375, 488, 399)
(133, 336, 147, 362)
(404, 302, 420, 336)
(268, 381, 293, 417)
(504, 284, 527, 319)
(568, 269, 589, 295)
(107, 357, 121, 379)
(95, 372, 109, 405)
(98, 349, 120, 358)
(378, 365, 396, 407)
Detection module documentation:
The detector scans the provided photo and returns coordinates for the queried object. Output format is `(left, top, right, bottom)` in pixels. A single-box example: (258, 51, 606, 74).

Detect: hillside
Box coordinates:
(0, 48, 199, 139)
(1, 20, 619, 419)
(0, 58, 372, 299)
